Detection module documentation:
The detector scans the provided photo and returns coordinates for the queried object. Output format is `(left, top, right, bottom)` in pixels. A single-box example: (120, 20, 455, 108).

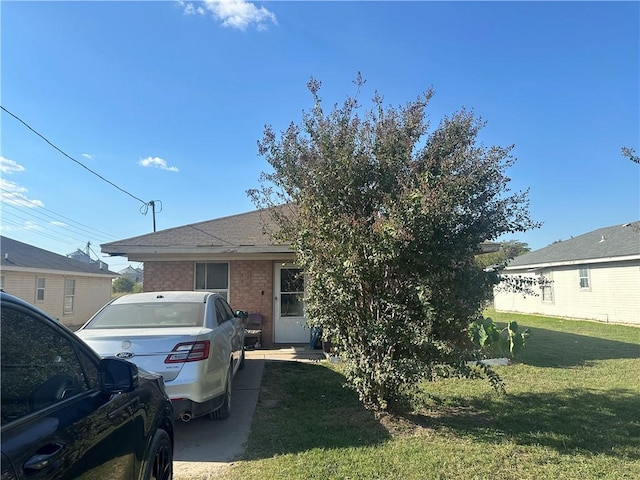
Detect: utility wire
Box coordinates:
(1, 105, 148, 206)
(0, 201, 114, 243)
(1, 188, 119, 241)
(0, 212, 102, 248)
(188, 224, 236, 246)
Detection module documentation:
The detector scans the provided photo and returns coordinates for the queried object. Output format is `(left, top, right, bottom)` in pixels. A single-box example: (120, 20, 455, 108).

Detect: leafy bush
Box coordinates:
(468, 316, 529, 358)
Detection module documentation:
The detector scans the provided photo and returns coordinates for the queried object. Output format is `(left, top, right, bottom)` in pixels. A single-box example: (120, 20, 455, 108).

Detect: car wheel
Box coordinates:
(209, 366, 232, 420)
(142, 429, 173, 480)
(239, 347, 246, 370)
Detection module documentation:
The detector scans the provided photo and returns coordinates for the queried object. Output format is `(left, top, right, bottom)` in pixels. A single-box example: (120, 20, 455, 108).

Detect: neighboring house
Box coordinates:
(493, 222, 640, 325)
(101, 207, 505, 348)
(0, 236, 118, 329)
(118, 265, 144, 284)
(67, 246, 109, 270)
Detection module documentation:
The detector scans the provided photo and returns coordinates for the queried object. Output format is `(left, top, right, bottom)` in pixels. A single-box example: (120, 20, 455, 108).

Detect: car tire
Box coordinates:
(142, 429, 173, 480)
(239, 347, 246, 370)
(209, 366, 232, 420)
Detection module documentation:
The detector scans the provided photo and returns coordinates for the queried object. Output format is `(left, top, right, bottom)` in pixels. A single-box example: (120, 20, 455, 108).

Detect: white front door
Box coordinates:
(274, 265, 309, 344)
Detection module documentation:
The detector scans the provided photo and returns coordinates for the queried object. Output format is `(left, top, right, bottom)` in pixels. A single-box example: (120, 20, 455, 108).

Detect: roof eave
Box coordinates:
(505, 253, 640, 271)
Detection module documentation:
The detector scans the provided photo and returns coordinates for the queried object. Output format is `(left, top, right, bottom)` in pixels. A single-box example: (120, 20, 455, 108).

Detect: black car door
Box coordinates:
(0, 302, 138, 480)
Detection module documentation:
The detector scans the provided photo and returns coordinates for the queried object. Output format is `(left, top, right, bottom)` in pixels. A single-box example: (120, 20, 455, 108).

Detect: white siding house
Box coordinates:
(494, 222, 640, 325)
(1, 236, 118, 329)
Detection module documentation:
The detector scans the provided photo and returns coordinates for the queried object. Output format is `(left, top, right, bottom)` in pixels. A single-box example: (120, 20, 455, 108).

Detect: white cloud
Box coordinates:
(0, 158, 45, 207)
(0, 156, 25, 174)
(81, 153, 93, 160)
(139, 156, 179, 172)
(180, 0, 277, 31)
(50, 221, 68, 227)
(23, 221, 40, 231)
(0, 179, 45, 207)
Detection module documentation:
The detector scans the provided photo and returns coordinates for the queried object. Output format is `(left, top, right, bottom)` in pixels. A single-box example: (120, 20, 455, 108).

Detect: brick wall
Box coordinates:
(143, 261, 195, 292)
(142, 259, 276, 347)
(229, 260, 274, 347)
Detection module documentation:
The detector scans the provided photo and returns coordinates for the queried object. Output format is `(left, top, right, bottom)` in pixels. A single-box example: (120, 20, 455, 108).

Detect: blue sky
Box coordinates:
(1, 1, 638, 273)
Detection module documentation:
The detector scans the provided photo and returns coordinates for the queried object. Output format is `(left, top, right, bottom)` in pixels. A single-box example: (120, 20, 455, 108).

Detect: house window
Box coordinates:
(540, 270, 554, 303)
(579, 267, 590, 290)
(195, 263, 229, 300)
(36, 277, 46, 301)
(64, 279, 76, 314)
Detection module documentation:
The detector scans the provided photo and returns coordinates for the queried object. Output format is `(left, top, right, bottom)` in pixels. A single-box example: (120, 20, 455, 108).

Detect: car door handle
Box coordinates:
(23, 443, 64, 471)
(108, 401, 134, 420)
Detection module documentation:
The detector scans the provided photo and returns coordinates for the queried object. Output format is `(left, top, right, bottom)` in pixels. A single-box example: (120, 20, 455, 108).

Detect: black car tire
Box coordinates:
(142, 429, 173, 480)
(238, 348, 246, 370)
(209, 366, 232, 420)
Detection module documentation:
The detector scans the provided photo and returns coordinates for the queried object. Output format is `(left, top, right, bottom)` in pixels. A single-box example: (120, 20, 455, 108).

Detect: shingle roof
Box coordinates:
(506, 222, 640, 268)
(1, 236, 118, 276)
(101, 207, 291, 255)
(101, 205, 511, 257)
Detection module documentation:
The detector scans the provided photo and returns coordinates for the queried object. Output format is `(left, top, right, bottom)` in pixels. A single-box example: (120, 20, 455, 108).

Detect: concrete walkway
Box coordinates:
(173, 348, 325, 479)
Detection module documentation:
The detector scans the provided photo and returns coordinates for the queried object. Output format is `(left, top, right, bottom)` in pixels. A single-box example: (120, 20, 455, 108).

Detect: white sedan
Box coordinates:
(76, 291, 246, 423)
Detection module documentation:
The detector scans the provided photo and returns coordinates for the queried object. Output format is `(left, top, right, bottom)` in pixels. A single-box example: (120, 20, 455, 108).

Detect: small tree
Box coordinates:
(112, 276, 135, 293)
(250, 75, 539, 411)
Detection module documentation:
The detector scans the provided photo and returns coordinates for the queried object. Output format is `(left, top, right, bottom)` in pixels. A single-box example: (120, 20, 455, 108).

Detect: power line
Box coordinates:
(0, 208, 112, 248)
(0, 188, 119, 241)
(0, 202, 114, 244)
(1, 105, 149, 206)
(188, 224, 236, 246)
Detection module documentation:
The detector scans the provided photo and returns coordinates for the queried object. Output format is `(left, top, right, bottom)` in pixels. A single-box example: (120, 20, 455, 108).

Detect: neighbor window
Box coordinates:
(579, 267, 590, 290)
(64, 279, 76, 314)
(540, 270, 554, 303)
(36, 277, 46, 301)
(195, 262, 229, 299)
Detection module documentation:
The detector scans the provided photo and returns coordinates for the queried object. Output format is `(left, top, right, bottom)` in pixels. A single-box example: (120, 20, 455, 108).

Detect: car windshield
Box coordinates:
(85, 302, 205, 329)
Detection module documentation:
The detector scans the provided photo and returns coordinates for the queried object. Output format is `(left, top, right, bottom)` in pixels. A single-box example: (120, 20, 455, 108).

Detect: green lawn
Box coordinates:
(215, 311, 640, 480)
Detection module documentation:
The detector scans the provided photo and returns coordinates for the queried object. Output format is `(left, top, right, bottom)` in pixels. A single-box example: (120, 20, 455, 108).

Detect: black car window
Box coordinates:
(220, 298, 235, 320)
(214, 301, 227, 325)
(1, 305, 96, 425)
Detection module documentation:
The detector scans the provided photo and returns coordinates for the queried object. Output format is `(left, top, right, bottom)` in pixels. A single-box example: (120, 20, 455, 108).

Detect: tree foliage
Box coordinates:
(112, 276, 135, 293)
(249, 75, 539, 411)
(476, 239, 530, 269)
(621, 146, 639, 164)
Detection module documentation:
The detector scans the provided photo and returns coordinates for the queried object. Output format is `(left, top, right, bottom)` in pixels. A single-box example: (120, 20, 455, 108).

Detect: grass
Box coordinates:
(212, 311, 640, 480)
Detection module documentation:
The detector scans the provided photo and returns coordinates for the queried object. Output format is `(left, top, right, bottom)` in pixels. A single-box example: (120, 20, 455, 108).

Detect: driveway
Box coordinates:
(173, 357, 264, 478)
(173, 348, 325, 479)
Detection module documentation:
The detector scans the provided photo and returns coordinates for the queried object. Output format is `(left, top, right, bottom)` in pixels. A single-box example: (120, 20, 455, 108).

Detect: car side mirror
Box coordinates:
(235, 310, 249, 319)
(99, 358, 139, 394)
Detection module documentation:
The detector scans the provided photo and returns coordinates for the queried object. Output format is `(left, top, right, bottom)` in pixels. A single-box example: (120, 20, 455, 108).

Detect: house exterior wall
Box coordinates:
(143, 261, 195, 291)
(142, 259, 277, 347)
(229, 260, 275, 347)
(493, 259, 640, 325)
(1, 270, 112, 329)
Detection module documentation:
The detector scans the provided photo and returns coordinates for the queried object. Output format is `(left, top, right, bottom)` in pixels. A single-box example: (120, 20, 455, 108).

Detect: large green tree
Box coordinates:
(250, 76, 539, 411)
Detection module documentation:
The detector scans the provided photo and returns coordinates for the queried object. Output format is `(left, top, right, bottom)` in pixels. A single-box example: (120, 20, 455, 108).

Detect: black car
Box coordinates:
(0, 291, 174, 480)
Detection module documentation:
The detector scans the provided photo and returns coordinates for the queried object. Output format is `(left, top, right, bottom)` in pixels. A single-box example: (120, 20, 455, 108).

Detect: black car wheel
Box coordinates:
(209, 366, 232, 420)
(143, 429, 173, 480)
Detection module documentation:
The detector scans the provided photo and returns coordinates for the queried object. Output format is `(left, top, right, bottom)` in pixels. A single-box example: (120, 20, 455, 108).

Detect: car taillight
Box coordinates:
(164, 341, 210, 363)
